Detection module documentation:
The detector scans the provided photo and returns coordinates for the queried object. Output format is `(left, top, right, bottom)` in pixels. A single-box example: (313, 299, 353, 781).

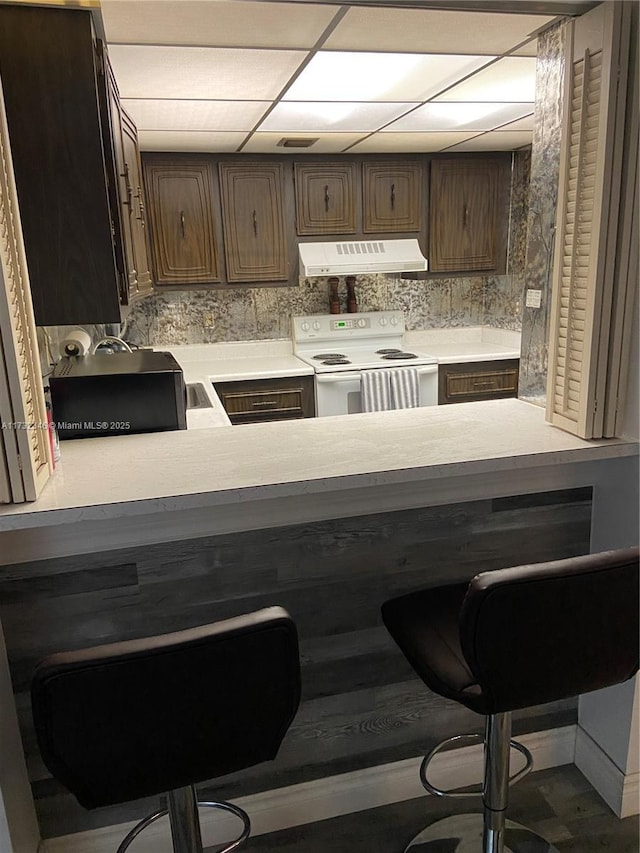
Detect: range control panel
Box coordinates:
(292, 311, 405, 342)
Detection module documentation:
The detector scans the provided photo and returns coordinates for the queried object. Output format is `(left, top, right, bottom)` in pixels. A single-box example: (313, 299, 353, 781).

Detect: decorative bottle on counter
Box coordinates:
(329, 277, 340, 314)
(346, 276, 357, 313)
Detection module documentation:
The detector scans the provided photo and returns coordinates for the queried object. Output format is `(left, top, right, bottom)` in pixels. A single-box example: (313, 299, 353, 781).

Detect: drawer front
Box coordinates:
(439, 360, 519, 405)
(214, 376, 315, 424)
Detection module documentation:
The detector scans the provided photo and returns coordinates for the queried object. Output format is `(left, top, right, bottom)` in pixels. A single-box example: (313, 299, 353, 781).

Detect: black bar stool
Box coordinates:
(31, 606, 301, 853)
(382, 547, 639, 853)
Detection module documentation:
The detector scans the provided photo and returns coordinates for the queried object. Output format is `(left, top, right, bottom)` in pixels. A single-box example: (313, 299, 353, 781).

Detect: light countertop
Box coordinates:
(406, 327, 520, 363)
(0, 398, 635, 532)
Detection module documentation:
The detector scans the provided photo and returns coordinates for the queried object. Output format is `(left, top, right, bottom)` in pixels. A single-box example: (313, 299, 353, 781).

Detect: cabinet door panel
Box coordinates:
(219, 162, 288, 282)
(121, 109, 152, 297)
(430, 158, 500, 272)
(295, 163, 356, 234)
(145, 161, 219, 285)
(363, 162, 422, 232)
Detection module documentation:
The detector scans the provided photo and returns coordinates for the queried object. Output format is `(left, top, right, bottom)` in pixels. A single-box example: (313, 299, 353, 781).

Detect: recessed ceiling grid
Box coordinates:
(101, 1, 558, 154)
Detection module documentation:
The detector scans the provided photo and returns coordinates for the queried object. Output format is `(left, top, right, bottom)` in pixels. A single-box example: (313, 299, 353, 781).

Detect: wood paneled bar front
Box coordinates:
(0, 400, 637, 851)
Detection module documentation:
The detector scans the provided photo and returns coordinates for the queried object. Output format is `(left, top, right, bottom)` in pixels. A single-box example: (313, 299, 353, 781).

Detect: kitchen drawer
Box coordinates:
(438, 359, 519, 405)
(213, 376, 315, 424)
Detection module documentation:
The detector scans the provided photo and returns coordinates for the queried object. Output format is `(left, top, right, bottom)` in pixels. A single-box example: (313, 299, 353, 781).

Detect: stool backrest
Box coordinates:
(32, 607, 301, 809)
(459, 547, 639, 713)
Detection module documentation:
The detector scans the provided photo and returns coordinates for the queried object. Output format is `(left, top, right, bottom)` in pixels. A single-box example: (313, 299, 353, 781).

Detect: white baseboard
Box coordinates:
(575, 726, 640, 818)
(41, 725, 576, 853)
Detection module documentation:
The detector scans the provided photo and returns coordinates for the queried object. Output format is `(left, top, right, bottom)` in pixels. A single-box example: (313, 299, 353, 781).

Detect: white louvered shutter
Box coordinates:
(0, 74, 52, 502)
(546, 1, 635, 438)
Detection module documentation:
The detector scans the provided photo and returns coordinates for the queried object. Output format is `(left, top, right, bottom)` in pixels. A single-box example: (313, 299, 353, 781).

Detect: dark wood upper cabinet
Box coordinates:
(294, 162, 357, 235)
(429, 157, 502, 272)
(363, 161, 423, 233)
(120, 109, 153, 299)
(0, 5, 124, 325)
(219, 162, 289, 283)
(144, 158, 220, 286)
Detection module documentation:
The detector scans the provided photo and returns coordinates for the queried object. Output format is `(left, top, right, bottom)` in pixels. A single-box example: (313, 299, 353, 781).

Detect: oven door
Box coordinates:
(315, 365, 438, 417)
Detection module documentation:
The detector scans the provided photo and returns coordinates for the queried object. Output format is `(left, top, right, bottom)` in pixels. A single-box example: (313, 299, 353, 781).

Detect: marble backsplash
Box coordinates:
(119, 272, 523, 348)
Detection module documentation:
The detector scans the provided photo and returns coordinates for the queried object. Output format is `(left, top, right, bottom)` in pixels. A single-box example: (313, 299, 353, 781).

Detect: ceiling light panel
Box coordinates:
(383, 102, 534, 132)
(101, 1, 338, 49)
(436, 57, 537, 102)
(121, 99, 270, 132)
(243, 132, 369, 154)
(323, 7, 555, 54)
(350, 131, 481, 154)
(108, 45, 307, 100)
(446, 130, 533, 152)
(137, 131, 247, 152)
(259, 101, 420, 133)
(283, 52, 495, 102)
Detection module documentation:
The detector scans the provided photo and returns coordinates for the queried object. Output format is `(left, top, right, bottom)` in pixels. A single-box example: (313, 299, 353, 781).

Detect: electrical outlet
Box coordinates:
(526, 289, 542, 308)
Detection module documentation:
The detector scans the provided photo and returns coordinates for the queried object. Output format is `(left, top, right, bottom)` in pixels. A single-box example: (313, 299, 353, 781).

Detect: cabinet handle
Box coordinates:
(390, 183, 395, 210)
(252, 209, 258, 236)
(463, 205, 469, 227)
(324, 185, 330, 212)
(180, 211, 185, 238)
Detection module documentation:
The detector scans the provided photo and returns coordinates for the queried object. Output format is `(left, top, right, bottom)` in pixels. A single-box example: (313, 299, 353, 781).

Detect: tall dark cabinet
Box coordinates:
(0, 5, 146, 325)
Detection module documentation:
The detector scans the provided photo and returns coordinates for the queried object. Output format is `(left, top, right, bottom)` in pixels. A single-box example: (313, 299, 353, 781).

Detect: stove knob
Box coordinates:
(379, 317, 388, 326)
(313, 321, 321, 331)
(301, 321, 310, 331)
(390, 316, 399, 326)
(356, 318, 367, 328)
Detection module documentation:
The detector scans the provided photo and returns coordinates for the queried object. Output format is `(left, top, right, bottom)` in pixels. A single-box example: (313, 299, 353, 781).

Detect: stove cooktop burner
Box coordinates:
(381, 352, 418, 360)
(313, 353, 347, 360)
(321, 357, 351, 365)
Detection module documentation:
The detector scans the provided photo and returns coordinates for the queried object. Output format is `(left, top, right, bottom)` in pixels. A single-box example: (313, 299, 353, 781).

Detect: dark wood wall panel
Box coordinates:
(0, 488, 592, 839)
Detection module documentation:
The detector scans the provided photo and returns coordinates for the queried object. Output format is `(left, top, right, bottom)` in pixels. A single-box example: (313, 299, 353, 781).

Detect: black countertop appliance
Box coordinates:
(50, 350, 187, 439)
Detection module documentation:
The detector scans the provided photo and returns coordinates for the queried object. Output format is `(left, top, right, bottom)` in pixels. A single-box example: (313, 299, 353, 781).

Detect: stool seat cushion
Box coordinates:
(382, 583, 486, 714)
(31, 607, 301, 809)
(382, 548, 639, 716)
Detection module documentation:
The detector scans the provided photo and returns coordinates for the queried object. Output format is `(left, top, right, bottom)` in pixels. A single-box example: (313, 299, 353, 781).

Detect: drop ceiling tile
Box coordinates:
(496, 114, 535, 132)
(350, 132, 481, 154)
(511, 39, 539, 57)
(436, 56, 537, 102)
(101, 1, 338, 48)
(323, 7, 555, 54)
(445, 130, 533, 152)
(383, 102, 534, 133)
(259, 102, 420, 134)
(243, 133, 368, 154)
(137, 131, 247, 152)
(121, 99, 270, 132)
(283, 52, 495, 102)
(108, 45, 306, 100)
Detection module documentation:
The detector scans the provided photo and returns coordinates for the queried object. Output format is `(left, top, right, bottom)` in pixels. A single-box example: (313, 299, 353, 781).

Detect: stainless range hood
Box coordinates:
(299, 239, 428, 277)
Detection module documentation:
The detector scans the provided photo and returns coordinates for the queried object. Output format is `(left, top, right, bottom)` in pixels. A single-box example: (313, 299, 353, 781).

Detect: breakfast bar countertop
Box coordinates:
(0, 398, 636, 535)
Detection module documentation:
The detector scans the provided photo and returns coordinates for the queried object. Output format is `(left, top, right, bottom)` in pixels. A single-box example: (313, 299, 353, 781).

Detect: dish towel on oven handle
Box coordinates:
(389, 367, 421, 409)
(361, 369, 393, 412)
(361, 368, 421, 412)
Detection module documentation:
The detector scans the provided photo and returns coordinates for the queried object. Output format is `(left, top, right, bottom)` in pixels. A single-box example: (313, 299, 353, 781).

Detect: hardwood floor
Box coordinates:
(205, 765, 639, 853)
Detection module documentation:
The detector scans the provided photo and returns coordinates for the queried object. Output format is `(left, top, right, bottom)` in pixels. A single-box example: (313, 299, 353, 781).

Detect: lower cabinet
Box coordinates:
(213, 376, 315, 424)
(438, 359, 519, 405)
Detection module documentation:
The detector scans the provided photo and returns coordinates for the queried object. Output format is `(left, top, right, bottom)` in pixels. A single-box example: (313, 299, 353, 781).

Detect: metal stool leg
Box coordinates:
(115, 785, 251, 853)
(168, 786, 204, 853)
(404, 712, 560, 852)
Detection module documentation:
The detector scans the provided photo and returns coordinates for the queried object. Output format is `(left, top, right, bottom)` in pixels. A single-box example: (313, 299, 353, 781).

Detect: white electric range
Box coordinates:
(292, 311, 439, 417)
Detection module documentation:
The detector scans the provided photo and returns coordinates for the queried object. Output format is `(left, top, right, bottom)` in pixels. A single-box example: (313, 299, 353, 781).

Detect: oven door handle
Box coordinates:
(316, 364, 438, 383)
